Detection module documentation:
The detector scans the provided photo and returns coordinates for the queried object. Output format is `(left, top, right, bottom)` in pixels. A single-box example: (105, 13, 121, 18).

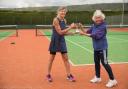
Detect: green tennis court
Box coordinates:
(0, 25, 18, 39)
(0, 31, 15, 40)
(41, 28, 128, 65)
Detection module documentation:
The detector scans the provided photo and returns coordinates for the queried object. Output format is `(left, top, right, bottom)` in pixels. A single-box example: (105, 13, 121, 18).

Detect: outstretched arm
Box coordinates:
(53, 18, 76, 35)
(80, 25, 106, 40)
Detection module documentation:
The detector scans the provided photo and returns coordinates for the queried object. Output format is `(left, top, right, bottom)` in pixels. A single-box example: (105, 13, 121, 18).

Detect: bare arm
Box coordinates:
(64, 32, 75, 36)
(53, 18, 73, 35)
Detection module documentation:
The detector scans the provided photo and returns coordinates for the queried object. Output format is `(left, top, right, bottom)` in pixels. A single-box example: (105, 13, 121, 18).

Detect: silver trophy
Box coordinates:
(75, 23, 80, 34)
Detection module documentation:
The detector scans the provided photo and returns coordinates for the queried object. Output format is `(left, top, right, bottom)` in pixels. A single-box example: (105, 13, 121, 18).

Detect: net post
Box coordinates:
(35, 25, 38, 37)
(16, 25, 18, 37)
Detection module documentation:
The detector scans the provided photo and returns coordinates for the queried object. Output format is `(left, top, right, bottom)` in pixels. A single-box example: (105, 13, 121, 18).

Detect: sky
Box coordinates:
(0, 0, 127, 8)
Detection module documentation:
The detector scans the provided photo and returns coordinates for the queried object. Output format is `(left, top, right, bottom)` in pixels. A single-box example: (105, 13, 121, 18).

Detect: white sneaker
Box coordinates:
(90, 76, 101, 83)
(106, 79, 117, 88)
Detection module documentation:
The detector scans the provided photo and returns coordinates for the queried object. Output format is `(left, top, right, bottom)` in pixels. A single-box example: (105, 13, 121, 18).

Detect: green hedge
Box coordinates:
(0, 11, 127, 25)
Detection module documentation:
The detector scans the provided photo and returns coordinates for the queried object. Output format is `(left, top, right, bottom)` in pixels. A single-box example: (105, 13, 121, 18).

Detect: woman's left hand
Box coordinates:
(79, 31, 86, 35)
(79, 31, 91, 37)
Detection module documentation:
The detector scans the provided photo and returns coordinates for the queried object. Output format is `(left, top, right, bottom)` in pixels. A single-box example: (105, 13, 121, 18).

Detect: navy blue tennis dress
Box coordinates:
(49, 18, 67, 53)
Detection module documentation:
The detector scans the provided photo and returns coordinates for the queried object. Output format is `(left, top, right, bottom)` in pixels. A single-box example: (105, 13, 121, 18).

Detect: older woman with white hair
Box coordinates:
(79, 10, 117, 88)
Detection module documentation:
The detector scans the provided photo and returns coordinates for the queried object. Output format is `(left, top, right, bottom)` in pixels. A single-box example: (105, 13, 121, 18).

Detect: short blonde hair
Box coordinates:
(57, 6, 67, 13)
(92, 10, 105, 21)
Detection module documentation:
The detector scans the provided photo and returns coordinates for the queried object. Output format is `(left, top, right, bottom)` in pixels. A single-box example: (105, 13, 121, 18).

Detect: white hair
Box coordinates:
(92, 10, 105, 21)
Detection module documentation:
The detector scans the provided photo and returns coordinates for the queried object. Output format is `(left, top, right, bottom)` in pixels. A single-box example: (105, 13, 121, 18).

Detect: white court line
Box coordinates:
(108, 59, 114, 63)
(108, 36, 128, 42)
(42, 33, 94, 66)
(44, 35, 78, 67)
(69, 60, 76, 66)
(69, 61, 128, 67)
(42, 31, 127, 67)
(66, 38, 116, 66)
(44, 34, 128, 66)
(45, 35, 128, 66)
(42, 34, 78, 67)
(69, 57, 114, 67)
(66, 38, 93, 54)
(69, 56, 126, 67)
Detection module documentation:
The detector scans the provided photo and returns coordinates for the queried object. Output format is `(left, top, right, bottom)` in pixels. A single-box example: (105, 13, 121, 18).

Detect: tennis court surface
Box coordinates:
(0, 26, 128, 89)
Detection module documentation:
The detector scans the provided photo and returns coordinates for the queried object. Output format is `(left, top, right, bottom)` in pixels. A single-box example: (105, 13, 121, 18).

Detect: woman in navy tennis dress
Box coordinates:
(49, 17, 67, 53)
(46, 7, 76, 82)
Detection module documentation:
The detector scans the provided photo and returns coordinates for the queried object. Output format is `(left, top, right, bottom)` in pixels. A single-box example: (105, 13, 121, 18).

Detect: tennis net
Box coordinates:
(0, 25, 18, 37)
